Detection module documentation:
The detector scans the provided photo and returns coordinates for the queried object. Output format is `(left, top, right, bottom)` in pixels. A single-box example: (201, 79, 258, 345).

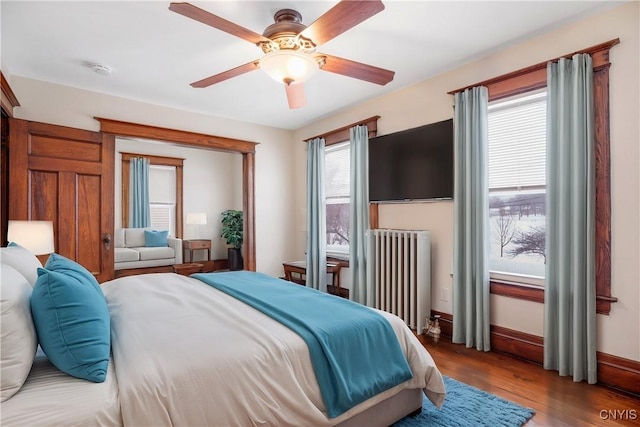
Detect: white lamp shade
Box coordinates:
(186, 213, 207, 225)
(259, 50, 319, 84)
(7, 220, 55, 255)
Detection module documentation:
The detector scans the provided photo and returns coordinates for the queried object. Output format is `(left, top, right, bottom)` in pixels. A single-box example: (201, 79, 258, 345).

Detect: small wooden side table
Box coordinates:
(282, 260, 342, 293)
(173, 263, 204, 276)
(183, 239, 211, 263)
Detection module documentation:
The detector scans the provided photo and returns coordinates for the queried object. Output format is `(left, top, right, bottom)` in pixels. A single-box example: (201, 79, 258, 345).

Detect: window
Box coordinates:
(121, 152, 184, 238)
(149, 164, 177, 236)
(307, 116, 378, 262)
(488, 91, 546, 283)
(449, 39, 617, 313)
(325, 141, 350, 255)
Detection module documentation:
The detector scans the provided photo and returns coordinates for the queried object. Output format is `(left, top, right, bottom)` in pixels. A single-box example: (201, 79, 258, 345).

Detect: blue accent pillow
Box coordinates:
(31, 255, 110, 383)
(144, 230, 169, 247)
(45, 253, 101, 289)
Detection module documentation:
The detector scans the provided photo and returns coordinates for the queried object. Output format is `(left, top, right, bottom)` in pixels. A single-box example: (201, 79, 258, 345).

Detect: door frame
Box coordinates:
(95, 117, 258, 272)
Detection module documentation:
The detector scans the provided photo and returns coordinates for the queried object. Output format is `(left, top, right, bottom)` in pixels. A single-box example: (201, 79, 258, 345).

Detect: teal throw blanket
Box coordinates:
(193, 271, 413, 418)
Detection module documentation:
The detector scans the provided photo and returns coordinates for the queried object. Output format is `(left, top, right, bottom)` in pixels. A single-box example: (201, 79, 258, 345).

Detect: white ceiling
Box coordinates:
(1, 1, 622, 130)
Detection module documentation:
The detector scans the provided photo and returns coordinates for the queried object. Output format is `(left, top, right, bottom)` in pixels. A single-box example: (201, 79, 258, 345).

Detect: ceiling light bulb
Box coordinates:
(259, 50, 319, 84)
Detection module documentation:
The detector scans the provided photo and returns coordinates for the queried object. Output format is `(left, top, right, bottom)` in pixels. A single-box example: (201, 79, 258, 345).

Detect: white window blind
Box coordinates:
(149, 165, 176, 202)
(488, 91, 546, 190)
(148, 164, 177, 236)
(488, 91, 547, 281)
(150, 203, 175, 236)
(325, 142, 350, 200)
(325, 141, 350, 253)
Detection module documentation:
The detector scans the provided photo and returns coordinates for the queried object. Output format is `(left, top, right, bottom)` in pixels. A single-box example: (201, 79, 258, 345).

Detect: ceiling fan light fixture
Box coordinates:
(259, 50, 319, 84)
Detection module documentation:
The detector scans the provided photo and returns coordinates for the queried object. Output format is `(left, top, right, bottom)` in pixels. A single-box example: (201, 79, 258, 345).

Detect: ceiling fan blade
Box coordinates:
(191, 60, 260, 88)
(285, 82, 306, 109)
(169, 3, 271, 45)
(318, 53, 394, 85)
(301, 0, 384, 46)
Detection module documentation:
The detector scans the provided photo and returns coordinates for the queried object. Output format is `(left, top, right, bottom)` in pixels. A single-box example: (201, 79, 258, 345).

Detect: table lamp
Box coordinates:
(7, 220, 55, 259)
(186, 213, 207, 239)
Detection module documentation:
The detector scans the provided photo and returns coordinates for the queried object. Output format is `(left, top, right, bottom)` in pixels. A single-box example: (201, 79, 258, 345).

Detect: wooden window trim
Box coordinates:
(491, 280, 620, 306)
(490, 281, 544, 304)
(305, 115, 380, 146)
(448, 39, 620, 99)
(450, 39, 619, 314)
(121, 152, 184, 238)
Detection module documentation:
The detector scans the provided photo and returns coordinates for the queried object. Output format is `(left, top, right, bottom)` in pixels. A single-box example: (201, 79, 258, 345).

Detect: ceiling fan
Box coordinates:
(169, 1, 395, 109)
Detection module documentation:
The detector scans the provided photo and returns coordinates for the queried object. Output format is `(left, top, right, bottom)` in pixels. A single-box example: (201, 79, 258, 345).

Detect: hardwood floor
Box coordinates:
(419, 335, 640, 426)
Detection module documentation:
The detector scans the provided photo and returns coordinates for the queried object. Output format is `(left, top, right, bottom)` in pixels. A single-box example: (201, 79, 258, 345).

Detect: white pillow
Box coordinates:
(124, 228, 148, 248)
(0, 265, 38, 402)
(0, 244, 43, 287)
(114, 228, 125, 249)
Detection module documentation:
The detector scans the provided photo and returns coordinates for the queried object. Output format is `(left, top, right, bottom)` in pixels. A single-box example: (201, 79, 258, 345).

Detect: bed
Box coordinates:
(1, 245, 446, 427)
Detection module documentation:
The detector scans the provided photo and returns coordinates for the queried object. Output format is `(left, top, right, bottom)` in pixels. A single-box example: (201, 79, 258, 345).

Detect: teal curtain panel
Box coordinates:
(306, 138, 327, 291)
(349, 125, 372, 306)
(544, 53, 597, 384)
(129, 157, 150, 228)
(452, 86, 491, 352)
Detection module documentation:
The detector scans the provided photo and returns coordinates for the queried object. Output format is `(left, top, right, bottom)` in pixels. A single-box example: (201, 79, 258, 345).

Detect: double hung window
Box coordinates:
(149, 164, 177, 236)
(325, 141, 350, 256)
(488, 90, 547, 284)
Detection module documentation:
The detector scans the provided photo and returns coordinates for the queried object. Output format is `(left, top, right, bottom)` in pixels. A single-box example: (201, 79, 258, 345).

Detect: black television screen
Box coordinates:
(369, 119, 454, 202)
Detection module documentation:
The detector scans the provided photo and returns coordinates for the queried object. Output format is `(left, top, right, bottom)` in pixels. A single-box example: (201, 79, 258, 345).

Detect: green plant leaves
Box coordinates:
(220, 210, 243, 249)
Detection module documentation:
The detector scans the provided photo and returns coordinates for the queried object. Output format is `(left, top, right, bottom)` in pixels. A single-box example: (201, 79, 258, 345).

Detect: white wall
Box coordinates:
(10, 77, 297, 277)
(293, 2, 640, 361)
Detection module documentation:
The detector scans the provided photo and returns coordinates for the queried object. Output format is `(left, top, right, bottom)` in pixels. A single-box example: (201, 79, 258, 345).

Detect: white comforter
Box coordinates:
(102, 273, 445, 427)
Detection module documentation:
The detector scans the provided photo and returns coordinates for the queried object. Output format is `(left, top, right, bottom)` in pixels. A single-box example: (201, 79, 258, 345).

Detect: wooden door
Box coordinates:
(1, 111, 9, 246)
(8, 119, 115, 282)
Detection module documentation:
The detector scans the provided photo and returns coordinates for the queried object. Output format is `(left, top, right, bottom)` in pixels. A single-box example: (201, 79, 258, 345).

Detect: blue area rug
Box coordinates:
(394, 376, 535, 427)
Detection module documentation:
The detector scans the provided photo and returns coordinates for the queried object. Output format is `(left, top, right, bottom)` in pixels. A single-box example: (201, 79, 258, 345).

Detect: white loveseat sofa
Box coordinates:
(114, 228, 182, 270)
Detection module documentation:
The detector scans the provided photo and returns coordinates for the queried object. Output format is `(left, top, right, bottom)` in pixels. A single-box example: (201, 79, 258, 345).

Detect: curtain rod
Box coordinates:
(304, 115, 380, 142)
(447, 38, 620, 95)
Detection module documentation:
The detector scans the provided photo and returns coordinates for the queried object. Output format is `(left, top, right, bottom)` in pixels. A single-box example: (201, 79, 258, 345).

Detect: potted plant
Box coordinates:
(220, 209, 243, 271)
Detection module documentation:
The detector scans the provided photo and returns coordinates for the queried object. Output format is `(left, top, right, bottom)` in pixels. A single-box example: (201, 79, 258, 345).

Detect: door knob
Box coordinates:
(103, 233, 112, 251)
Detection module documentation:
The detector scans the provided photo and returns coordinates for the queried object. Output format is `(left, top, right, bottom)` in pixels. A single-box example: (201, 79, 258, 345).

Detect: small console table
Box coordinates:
(282, 260, 344, 297)
(183, 239, 211, 263)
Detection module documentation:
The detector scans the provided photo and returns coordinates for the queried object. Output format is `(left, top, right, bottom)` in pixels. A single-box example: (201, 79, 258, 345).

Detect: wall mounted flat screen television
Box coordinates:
(369, 119, 454, 202)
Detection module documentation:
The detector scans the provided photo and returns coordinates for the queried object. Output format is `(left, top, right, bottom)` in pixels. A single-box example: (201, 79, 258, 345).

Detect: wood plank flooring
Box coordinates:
(419, 336, 640, 426)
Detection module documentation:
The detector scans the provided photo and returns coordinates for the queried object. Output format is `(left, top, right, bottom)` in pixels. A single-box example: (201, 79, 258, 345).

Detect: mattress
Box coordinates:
(0, 349, 122, 427)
